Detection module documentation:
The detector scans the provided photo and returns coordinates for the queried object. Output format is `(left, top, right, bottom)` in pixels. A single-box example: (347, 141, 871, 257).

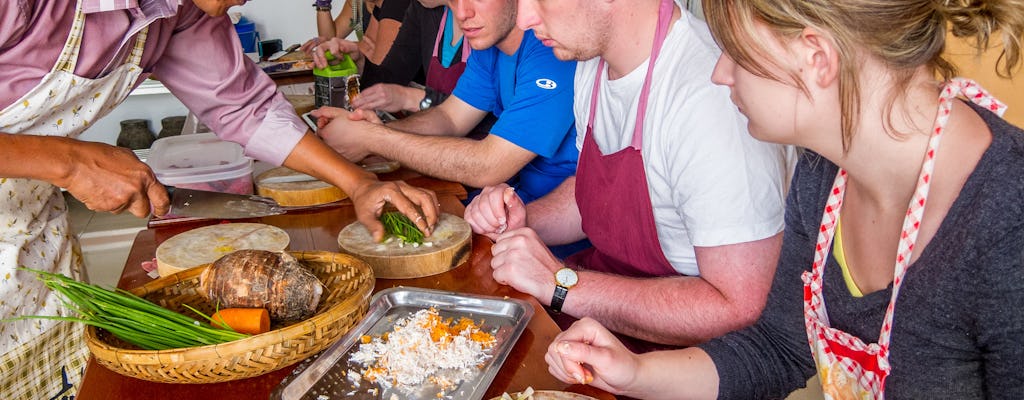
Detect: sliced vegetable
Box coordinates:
(4, 268, 249, 350)
(380, 211, 424, 244)
(210, 308, 271, 335)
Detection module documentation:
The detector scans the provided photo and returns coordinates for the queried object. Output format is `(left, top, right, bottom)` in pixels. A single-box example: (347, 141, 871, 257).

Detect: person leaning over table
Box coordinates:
(463, 0, 793, 350)
(305, 0, 411, 89)
(0, 1, 439, 398)
(311, 0, 580, 208)
(543, 0, 1024, 398)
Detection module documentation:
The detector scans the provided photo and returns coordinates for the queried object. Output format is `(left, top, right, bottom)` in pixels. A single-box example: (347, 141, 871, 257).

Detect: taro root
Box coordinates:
(199, 250, 323, 322)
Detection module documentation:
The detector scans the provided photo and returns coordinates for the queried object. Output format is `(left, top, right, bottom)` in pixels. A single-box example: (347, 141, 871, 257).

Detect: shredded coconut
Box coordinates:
(350, 308, 496, 394)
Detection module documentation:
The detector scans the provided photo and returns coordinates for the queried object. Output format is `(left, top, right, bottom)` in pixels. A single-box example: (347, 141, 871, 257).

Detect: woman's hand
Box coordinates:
(546, 318, 641, 394)
(299, 36, 330, 55)
(308, 37, 361, 69)
(349, 179, 440, 242)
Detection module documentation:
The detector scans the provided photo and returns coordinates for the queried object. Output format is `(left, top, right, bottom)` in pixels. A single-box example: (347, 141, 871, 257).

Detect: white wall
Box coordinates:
(235, 2, 322, 49)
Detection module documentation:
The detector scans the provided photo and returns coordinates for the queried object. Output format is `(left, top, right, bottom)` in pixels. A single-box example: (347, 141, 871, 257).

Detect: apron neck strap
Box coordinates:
(54, 0, 89, 74)
(809, 78, 1006, 350)
(587, 0, 676, 150)
(54, 0, 150, 75)
(433, 7, 470, 63)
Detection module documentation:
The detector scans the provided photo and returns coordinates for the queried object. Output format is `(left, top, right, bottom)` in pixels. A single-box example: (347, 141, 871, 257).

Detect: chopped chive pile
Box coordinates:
(380, 211, 425, 244)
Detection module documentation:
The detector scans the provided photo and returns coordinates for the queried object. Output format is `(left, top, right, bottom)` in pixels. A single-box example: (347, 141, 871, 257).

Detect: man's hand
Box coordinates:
(349, 179, 440, 242)
(546, 317, 640, 392)
(489, 227, 560, 300)
(350, 83, 422, 113)
(464, 184, 526, 241)
(60, 141, 169, 218)
(313, 107, 376, 161)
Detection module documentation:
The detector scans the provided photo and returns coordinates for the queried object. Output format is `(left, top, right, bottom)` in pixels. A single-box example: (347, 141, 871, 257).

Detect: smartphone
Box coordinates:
(301, 111, 318, 133)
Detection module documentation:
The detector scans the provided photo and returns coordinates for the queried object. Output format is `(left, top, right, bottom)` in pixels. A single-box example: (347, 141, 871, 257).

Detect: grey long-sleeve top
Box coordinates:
(701, 102, 1024, 399)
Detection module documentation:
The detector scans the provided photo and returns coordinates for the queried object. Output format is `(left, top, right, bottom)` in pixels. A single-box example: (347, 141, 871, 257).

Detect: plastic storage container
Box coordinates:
(147, 133, 254, 194)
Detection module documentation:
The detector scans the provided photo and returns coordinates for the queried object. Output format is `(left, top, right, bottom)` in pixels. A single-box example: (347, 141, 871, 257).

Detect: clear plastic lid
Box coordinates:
(147, 133, 251, 182)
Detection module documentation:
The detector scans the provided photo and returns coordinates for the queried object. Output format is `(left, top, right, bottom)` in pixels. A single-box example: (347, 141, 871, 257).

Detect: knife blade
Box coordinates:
(168, 188, 285, 219)
(268, 44, 301, 61)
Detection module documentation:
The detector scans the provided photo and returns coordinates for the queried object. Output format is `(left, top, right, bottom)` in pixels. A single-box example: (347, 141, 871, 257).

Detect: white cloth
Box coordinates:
(0, 1, 148, 398)
(573, 10, 793, 276)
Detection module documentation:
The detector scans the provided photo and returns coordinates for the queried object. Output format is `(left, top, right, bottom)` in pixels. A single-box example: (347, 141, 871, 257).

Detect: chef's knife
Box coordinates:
(168, 187, 285, 219)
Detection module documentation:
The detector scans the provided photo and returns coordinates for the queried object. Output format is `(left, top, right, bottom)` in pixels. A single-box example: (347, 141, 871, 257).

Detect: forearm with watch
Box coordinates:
(408, 82, 448, 112)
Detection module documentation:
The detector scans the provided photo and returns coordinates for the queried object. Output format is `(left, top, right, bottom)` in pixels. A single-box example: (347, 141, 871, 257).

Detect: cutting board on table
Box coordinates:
(255, 166, 347, 207)
(337, 213, 471, 279)
(154, 223, 290, 277)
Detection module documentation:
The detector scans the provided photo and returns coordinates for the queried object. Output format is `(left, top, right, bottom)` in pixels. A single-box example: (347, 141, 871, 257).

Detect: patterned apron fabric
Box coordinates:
(0, 0, 150, 397)
(425, 7, 470, 96)
(801, 79, 1007, 399)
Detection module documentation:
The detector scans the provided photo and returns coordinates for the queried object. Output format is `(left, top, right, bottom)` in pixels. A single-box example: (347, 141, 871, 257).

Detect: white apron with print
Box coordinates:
(0, 1, 150, 398)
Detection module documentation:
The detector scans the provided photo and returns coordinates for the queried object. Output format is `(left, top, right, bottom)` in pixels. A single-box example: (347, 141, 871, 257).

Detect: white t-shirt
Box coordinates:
(574, 9, 793, 276)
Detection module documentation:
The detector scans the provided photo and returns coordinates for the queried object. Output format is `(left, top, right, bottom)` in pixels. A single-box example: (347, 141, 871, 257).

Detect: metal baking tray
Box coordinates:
(272, 287, 534, 400)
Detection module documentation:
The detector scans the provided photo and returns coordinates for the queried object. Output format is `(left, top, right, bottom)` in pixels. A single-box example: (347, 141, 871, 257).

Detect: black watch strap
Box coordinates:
(551, 285, 569, 313)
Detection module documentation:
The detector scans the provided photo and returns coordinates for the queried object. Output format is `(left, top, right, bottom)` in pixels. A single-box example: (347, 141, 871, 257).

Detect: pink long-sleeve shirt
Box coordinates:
(0, 0, 305, 165)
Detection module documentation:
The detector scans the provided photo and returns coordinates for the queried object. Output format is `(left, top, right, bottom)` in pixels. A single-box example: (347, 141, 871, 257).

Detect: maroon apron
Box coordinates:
(425, 8, 470, 95)
(555, 0, 678, 353)
(565, 0, 676, 279)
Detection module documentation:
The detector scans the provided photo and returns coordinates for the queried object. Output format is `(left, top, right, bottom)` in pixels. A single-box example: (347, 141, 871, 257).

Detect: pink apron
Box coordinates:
(564, 0, 676, 279)
(801, 79, 1007, 399)
(425, 7, 470, 96)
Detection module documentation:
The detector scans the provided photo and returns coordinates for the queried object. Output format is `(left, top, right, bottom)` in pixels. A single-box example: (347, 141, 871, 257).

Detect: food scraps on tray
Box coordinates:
(347, 307, 497, 397)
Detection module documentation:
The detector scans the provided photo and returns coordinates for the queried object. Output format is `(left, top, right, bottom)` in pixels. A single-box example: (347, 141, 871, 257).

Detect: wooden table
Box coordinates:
(77, 178, 614, 400)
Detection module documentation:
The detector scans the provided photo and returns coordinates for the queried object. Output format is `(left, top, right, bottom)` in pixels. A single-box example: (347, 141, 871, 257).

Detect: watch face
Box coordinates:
(556, 268, 578, 287)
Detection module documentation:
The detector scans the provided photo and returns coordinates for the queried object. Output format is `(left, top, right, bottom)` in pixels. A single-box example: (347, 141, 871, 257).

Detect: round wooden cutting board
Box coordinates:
(255, 166, 347, 207)
(337, 213, 471, 279)
(154, 223, 291, 277)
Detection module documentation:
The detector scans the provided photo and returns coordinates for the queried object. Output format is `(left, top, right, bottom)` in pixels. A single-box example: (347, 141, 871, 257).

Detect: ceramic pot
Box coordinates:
(158, 116, 186, 139)
(116, 119, 155, 150)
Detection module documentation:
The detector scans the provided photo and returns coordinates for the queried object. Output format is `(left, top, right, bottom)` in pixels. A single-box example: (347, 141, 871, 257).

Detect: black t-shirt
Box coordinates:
(359, 0, 412, 87)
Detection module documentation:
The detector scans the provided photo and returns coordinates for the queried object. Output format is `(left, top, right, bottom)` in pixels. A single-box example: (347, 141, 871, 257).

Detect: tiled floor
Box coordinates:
(65, 192, 149, 288)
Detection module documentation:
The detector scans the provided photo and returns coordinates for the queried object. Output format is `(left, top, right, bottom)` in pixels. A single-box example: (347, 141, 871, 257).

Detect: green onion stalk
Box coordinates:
(380, 211, 425, 244)
(2, 268, 249, 350)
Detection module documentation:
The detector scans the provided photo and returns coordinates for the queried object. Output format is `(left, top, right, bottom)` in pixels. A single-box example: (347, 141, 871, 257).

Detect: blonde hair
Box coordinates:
(703, 0, 1024, 151)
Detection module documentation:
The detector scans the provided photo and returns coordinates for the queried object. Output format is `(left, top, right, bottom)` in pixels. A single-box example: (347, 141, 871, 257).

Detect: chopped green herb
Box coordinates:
(380, 211, 424, 244)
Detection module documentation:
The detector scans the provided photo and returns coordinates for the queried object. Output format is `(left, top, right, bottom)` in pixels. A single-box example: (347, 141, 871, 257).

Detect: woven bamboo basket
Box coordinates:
(84, 251, 375, 384)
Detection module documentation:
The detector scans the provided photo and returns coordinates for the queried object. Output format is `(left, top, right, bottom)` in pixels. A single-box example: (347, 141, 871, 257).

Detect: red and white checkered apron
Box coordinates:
(801, 78, 1007, 400)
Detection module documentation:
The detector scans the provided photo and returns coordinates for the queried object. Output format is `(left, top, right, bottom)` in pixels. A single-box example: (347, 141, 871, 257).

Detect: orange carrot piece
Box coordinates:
(211, 308, 270, 335)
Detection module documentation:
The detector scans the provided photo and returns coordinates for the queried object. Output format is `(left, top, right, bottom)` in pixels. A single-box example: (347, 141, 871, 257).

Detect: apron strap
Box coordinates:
(54, 0, 89, 74)
(433, 8, 469, 64)
(630, 0, 675, 149)
(587, 0, 676, 150)
(54, 0, 151, 75)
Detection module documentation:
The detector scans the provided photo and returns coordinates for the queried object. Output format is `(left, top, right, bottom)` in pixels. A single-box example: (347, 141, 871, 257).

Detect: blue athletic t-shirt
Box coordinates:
(452, 30, 579, 203)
